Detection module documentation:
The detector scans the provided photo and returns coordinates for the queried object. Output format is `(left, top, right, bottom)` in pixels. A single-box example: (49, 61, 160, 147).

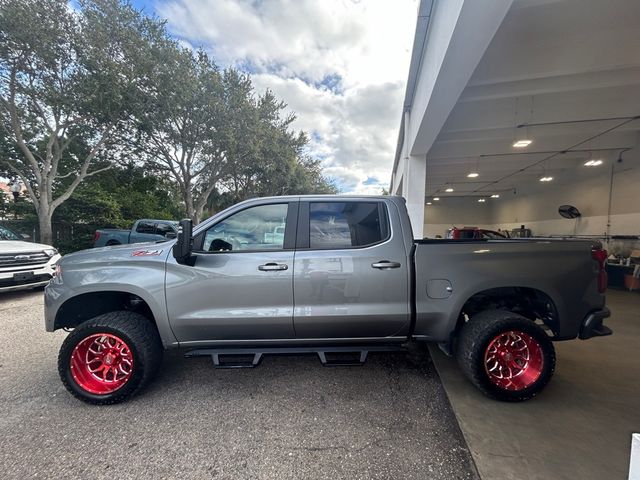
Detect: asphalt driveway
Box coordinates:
(0, 290, 477, 480)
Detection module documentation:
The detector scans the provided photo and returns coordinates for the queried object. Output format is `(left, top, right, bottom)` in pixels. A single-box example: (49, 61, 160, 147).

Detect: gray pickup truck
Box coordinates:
(45, 195, 611, 405)
(93, 219, 177, 247)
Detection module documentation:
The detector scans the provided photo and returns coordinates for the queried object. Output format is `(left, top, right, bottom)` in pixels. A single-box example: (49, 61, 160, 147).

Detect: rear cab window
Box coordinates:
(155, 222, 175, 237)
(136, 221, 156, 234)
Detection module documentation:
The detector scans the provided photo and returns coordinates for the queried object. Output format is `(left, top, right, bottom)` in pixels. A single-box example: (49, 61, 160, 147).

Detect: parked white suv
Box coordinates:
(0, 224, 61, 293)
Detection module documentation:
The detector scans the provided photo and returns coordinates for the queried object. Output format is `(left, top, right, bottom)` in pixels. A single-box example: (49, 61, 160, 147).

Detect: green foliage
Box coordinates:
(0, 0, 174, 243)
(1, 0, 337, 246)
(139, 51, 336, 222)
(54, 163, 182, 228)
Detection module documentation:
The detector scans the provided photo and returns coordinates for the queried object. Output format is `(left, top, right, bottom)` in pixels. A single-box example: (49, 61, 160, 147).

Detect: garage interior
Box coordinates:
(391, 0, 640, 479)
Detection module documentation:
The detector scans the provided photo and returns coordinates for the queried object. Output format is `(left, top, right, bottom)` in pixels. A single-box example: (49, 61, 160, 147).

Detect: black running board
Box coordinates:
(184, 345, 406, 368)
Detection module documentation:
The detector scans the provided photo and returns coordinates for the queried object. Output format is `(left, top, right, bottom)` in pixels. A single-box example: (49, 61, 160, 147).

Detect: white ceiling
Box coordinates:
(425, 0, 640, 199)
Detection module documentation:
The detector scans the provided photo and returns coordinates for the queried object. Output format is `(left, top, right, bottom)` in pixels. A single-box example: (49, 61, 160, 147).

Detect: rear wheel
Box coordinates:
(58, 311, 162, 405)
(105, 240, 121, 246)
(456, 310, 555, 402)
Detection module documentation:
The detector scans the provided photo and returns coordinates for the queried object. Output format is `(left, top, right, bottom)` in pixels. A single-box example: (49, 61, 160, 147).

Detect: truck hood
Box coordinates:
(0, 240, 55, 253)
(60, 240, 175, 266)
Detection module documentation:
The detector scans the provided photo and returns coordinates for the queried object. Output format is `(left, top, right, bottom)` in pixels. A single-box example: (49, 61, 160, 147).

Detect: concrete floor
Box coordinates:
(0, 290, 478, 480)
(431, 289, 640, 480)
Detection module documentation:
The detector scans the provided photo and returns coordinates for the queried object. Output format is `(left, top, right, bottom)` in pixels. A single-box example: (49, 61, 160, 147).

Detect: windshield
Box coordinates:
(0, 225, 21, 241)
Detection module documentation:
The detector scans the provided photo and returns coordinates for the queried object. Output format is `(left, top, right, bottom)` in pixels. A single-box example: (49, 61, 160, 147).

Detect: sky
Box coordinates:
(133, 0, 419, 194)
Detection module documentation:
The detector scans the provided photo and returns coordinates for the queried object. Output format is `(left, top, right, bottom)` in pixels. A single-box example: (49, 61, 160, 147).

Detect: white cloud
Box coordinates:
(155, 0, 418, 193)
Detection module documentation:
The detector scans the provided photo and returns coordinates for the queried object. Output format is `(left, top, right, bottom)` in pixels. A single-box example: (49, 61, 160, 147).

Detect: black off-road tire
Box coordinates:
(58, 311, 163, 405)
(456, 309, 556, 402)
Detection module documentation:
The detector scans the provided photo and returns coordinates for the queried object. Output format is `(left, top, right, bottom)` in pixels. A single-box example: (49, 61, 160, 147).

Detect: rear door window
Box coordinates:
(309, 202, 388, 249)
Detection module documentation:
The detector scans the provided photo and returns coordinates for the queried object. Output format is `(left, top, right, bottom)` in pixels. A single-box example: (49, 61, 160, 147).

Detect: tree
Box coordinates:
(136, 49, 228, 224)
(217, 88, 337, 204)
(54, 162, 182, 228)
(139, 59, 336, 222)
(0, 0, 169, 243)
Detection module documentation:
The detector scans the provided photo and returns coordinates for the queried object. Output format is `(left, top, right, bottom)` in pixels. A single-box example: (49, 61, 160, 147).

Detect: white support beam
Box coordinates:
(408, 0, 513, 157)
(402, 154, 427, 239)
(630, 433, 640, 480)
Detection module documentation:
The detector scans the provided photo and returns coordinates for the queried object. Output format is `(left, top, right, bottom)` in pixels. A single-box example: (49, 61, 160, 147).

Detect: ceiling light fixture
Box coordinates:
(426, 202, 432, 205)
(491, 194, 500, 198)
(584, 159, 603, 166)
(433, 197, 440, 201)
(478, 198, 486, 203)
(467, 172, 479, 178)
(539, 176, 553, 182)
(445, 188, 454, 192)
(513, 139, 532, 148)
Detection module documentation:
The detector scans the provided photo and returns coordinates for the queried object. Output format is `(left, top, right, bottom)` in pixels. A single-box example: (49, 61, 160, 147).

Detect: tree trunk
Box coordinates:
(38, 211, 53, 245)
(184, 188, 197, 224)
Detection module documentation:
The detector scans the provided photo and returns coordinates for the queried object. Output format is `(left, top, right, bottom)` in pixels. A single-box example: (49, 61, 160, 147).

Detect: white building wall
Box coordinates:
(424, 145, 640, 240)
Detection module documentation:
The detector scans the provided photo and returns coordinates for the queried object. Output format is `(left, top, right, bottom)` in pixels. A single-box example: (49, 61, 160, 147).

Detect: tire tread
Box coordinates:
(456, 309, 556, 402)
(58, 311, 162, 405)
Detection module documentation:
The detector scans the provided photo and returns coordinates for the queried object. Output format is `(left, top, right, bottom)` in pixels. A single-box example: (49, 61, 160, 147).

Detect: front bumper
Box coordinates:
(0, 255, 61, 293)
(579, 307, 612, 339)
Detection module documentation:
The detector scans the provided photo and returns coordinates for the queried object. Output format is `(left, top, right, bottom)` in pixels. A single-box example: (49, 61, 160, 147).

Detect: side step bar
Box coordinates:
(184, 345, 406, 368)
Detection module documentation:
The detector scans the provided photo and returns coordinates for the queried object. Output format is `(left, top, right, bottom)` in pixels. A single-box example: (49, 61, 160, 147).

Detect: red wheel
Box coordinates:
(483, 331, 543, 391)
(456, 310, 555, 402)
(70, 334, 134, 394)
(59, 311, 162, 405)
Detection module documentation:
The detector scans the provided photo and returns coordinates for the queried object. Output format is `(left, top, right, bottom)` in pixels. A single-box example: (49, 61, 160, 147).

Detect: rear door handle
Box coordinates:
(371, 261, 401, 269)
(258, 262, 288, 271)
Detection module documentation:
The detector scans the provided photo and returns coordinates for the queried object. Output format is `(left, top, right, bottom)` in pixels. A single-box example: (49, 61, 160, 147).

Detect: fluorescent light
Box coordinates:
(539, 176, 553, 182)
(513, 139, 532, 148)
(426, 202, 432, 205)
(467, 172, 479, 178)
(433, 197, 440, 201)
(491, 194, 500, 198)
(445, 188, 454, 192)
(478, 198, 486, 203)
(584, 159, 603, 166)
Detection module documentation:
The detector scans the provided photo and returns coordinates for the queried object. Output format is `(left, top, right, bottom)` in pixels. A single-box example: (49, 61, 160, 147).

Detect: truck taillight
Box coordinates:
(591, 248, 608, 293)
(94, 231, 100, 242)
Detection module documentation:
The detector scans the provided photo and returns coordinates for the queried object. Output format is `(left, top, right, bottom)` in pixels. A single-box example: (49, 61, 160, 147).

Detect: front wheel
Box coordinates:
(58, 311, 162, 405)
(456, 310, 556, 402)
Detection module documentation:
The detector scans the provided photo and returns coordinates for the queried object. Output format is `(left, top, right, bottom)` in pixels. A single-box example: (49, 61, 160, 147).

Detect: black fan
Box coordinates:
(558, 205, 581, 219)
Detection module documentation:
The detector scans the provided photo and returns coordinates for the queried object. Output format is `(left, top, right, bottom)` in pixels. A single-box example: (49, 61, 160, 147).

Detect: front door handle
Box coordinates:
(258, 262, 288, 271)
(371, 261, 401, 269)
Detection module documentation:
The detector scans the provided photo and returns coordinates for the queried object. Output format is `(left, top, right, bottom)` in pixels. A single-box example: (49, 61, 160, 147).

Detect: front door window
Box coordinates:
(202, 204, 288, 252)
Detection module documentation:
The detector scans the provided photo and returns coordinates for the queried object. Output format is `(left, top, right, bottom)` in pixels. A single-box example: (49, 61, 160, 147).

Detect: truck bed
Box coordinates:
(412, 238, 603, 342)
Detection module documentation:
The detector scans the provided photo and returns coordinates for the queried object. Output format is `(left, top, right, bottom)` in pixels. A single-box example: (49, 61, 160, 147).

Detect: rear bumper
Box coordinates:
(579, 307, 612, 339)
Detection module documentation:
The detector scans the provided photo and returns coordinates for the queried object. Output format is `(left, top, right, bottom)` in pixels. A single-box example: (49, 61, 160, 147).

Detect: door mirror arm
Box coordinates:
(173, 218, 194, 265)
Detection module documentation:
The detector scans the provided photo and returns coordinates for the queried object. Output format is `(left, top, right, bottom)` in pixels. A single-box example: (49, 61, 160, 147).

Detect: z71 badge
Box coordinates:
(131, 249, 163, 257)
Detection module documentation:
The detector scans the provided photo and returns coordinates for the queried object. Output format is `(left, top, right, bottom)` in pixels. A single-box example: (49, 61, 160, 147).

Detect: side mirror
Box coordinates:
(172, 218, 193, 264)
(21, 233, 30, 239)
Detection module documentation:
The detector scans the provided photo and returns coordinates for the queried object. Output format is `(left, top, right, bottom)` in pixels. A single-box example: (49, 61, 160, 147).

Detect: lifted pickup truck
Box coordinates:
(93, 219, 177, 247)
(45, 195, 611, 405)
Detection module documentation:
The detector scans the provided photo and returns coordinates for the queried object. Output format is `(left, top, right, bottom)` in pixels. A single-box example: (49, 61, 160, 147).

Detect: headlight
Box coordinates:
(44, 248, 58, 257)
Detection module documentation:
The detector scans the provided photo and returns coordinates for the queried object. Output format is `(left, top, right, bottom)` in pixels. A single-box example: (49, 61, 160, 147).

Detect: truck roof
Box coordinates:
(244, 194, 403, 202)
